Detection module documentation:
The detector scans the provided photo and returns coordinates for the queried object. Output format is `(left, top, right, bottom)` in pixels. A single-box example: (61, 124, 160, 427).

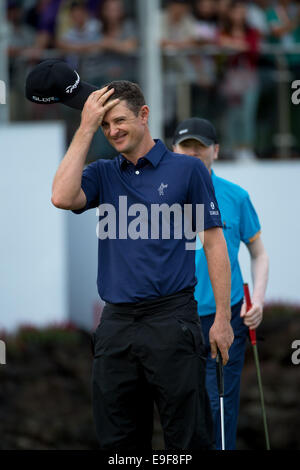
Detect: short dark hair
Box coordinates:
(106, 80, 146, 116)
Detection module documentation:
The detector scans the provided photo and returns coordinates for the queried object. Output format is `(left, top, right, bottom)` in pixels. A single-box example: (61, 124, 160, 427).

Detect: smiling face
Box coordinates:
(101, 100, 150, 157)
(173, 138, 219, 172)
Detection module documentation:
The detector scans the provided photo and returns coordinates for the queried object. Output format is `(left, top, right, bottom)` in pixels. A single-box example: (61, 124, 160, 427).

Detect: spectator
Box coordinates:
(28, 0, 101, 50)
(193, 0, 218, 44)
(7, 0, 36, 57)
(7, 0, 37, 120)
(25, 0, 51, 31)
(189, 0, 219, 123)
(265, 0, 300, 70)
(95, 0, 138, 83)
(160, 0, 197, 51)
(219, 0, 261, 160)
(192, 0, 219, 86)
(216, 0, 232, 30)
(57, 1, 102, 52)
(97, 0, 137, 54)
(55, 0, 103, 42)
(32, 0, 62, 49)
(56, 0, 137, 85)
(160, 0, 198, 135)
(56, 1, 102, 82)
(246, 0, 270, 37)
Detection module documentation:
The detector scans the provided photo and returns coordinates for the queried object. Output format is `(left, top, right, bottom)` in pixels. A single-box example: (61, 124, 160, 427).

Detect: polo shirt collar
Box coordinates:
(119, 139, 167, 170)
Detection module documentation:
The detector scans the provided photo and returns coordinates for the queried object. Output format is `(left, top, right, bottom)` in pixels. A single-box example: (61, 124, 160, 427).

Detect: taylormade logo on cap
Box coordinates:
(65, 71, 80, 94)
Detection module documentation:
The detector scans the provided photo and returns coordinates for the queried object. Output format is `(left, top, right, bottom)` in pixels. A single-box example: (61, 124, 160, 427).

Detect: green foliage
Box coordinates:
(263, 302, 300, 318)
(2, 323, 81, 357)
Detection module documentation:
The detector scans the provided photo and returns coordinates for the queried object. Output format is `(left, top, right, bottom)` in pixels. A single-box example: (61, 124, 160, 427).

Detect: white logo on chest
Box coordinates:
(158, 183, 168, 196)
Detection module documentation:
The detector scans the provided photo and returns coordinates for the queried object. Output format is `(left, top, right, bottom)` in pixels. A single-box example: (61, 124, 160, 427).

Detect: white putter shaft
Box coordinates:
(216, 349, 225, 450)
(220, 396, 225, 450)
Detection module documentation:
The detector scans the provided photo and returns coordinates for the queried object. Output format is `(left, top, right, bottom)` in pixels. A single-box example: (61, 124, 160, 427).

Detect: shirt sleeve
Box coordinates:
(239, 193, 261, 244)
(187, 160, 223, 232)
(72, 160, 101, 215)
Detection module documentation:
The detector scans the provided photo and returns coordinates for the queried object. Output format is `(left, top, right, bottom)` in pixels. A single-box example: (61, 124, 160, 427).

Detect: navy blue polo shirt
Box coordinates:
(72, 139, 222, 303)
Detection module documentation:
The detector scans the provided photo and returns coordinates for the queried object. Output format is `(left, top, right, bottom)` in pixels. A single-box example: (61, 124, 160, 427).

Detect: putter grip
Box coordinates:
(243, 283, 257, 346)
(216, 349, 224, 397)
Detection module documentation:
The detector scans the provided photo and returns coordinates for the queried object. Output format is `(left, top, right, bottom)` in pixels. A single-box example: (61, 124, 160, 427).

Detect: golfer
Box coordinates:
(172, 117, 269, 450)
(51, 81, 234, 451)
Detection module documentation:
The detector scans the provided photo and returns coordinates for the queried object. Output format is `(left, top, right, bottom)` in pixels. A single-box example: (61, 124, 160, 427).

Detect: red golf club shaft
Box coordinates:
(243, 283, 270, 450)
(243, 284, 256, 345)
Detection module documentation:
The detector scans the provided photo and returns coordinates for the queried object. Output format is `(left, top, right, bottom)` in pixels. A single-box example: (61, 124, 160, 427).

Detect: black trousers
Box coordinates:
(91, 288, 215, 451)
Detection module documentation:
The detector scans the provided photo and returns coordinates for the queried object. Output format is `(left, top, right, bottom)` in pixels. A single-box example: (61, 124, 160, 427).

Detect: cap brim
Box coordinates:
(174, 134, 214, 147)
(62, 81, 98, 110)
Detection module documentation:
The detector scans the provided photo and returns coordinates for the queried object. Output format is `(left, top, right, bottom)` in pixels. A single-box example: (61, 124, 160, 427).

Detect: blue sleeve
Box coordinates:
(72, 160, 101, 215)
(240, 193, 261, 244)
(187, 160, 222, 232)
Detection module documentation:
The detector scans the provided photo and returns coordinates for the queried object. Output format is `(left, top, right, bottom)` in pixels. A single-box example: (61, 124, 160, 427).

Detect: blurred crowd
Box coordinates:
(6, 0, 300, 159)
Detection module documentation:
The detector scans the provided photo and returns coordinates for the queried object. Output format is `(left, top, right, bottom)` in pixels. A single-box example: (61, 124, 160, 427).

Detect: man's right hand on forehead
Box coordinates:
(80, 86, 120, 134)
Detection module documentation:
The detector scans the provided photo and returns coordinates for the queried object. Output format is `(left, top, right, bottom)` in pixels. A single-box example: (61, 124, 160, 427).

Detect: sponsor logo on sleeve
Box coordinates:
(209, 201, 219, 216)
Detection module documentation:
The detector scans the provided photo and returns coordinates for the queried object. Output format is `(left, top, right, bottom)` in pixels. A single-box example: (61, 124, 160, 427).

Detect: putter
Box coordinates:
(216, 348, 225, 450)
(243, 283, 270, 450)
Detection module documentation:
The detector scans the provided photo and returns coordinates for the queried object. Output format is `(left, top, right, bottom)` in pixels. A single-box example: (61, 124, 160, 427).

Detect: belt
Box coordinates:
(104, 286, 195, 316)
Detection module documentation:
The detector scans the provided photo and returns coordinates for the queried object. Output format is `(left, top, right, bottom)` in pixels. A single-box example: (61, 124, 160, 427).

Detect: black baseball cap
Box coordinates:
(25, 59, 98, 110)
(173, 117, 218, 147)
